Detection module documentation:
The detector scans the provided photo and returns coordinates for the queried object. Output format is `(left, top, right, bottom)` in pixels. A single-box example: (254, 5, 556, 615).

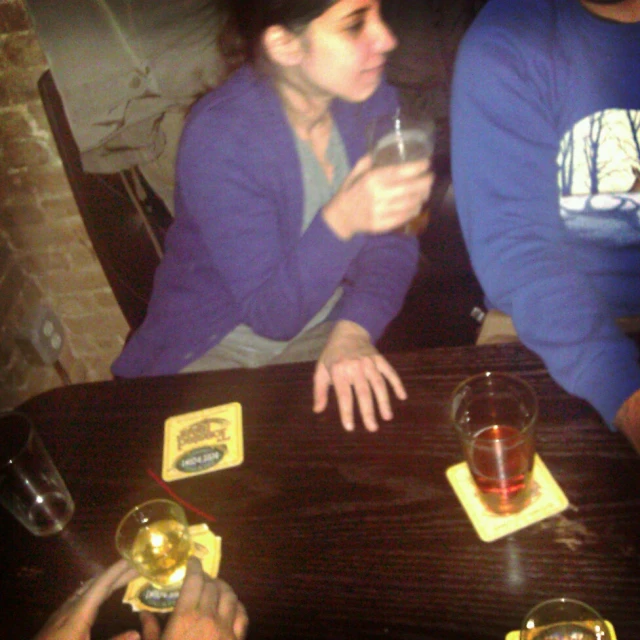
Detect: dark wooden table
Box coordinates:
(2, 343, 639, 639)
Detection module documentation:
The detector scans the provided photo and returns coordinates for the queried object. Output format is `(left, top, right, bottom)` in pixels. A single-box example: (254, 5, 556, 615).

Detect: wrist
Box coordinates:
(322, 202, 353, 241)
(331, 320, 371, 342)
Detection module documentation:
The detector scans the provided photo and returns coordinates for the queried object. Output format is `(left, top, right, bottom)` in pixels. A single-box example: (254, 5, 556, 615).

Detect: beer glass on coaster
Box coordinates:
(0, 410, 75, 536)
(116, 499, 193, 590)
(450, 372, 538, 515)
(520, 598, 611, 640)
(368, 108, 435, 235)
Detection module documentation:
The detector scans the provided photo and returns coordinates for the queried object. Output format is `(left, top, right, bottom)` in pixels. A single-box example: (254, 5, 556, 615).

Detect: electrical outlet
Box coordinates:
(16, 304, 65, 365)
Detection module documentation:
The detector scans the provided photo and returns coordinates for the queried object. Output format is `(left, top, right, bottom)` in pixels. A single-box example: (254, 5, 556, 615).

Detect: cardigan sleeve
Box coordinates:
(334, 232, 419, 342)
(175, 106, 366, 340)
(329, 78, 420, 342)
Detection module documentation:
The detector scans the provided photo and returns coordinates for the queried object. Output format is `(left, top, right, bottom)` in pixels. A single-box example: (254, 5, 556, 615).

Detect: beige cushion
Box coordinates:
(476, 309, 640, 346)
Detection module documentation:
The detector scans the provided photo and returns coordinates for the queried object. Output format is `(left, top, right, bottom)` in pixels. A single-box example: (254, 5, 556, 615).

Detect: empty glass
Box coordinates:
(0, 410, 75, 536)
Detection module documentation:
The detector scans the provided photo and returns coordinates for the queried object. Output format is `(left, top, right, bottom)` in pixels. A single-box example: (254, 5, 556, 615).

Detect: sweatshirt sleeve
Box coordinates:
(451, 27, 640, 426)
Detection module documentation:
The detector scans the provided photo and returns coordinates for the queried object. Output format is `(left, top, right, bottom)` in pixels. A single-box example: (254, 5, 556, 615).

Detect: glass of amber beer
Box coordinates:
(520, 598, 610, 639)
(450, 372, 538, 515)
(116, 499, 192, 590)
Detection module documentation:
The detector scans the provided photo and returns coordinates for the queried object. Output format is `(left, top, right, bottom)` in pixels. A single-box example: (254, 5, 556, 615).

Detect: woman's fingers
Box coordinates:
(350, 360, 380, 432)
(216, 581, 237, 618)
(363, 357, 394, 422)
(363, 170, 433, 233)
(375, 356, 407, 401)
(314, 321, 407, 432)
(312, 364, 332, 416)
(327, 356, 404, 432)
(332, 365, 357, 432)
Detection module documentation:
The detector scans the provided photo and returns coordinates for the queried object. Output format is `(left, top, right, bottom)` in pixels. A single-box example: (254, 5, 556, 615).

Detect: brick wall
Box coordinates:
(0, 0, 128, 411)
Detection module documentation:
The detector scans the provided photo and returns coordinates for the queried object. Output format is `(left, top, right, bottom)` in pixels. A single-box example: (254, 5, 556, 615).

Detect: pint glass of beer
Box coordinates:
(450, 372, 538, 515)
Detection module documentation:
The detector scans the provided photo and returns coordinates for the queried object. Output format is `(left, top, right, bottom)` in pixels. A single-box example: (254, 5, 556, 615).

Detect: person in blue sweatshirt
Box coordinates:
(451, 0, 640, 453)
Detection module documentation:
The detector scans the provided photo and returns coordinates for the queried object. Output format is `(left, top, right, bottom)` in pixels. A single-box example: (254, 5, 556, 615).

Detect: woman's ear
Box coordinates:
(262, 25, 304, 67)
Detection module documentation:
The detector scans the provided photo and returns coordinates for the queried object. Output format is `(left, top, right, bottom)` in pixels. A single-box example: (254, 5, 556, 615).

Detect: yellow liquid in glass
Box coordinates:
(524, 620, 608, 640)
(130, 518, 191, 588)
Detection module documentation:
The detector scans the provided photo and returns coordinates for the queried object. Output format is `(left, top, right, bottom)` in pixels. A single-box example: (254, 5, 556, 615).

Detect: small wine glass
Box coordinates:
(115, 498, 192, 590)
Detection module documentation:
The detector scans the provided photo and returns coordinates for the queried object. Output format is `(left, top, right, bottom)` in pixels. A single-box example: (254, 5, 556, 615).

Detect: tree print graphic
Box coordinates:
(558, 109, 640, 245)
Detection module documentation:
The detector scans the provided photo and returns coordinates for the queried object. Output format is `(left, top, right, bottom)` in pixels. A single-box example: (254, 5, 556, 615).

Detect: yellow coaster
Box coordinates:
(446, 454, 569, 542)
(162, 402, 244, 482)
(122, 523, 221, 612)
(506, 620, 616, 639)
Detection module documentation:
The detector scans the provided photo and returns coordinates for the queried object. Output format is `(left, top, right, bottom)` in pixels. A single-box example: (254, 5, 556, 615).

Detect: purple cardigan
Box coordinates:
(112, 66, 419, 377)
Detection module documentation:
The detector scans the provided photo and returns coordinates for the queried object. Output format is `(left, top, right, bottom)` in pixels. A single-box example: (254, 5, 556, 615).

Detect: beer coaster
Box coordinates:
(446, 454, 569, 543)
(162, 402, 243, 482)
(505, 620, 616, 639)
(123, 523, 221, 613)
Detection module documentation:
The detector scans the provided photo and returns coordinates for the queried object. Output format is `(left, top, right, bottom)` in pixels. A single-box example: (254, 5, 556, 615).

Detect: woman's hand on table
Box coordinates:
(141, 558, 248, 640)
(322, 154, 433, 240)
(313, 320, 407, 432)
(33, 559, 139, 640)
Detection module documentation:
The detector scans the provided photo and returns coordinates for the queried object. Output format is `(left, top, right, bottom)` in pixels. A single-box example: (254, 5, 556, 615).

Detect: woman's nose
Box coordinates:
(373, 19, 397, 54)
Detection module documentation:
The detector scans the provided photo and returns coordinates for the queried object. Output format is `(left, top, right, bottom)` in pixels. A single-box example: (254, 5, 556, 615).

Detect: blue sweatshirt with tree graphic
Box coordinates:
(451, 0, 640, 425)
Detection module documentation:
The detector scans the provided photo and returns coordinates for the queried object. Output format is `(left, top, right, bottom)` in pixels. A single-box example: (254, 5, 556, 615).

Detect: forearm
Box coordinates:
(236, 214, 362, 339)
(505, 276, 640, 427)
(336, 233, 419, 341)
(614, 389, 640, 455)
